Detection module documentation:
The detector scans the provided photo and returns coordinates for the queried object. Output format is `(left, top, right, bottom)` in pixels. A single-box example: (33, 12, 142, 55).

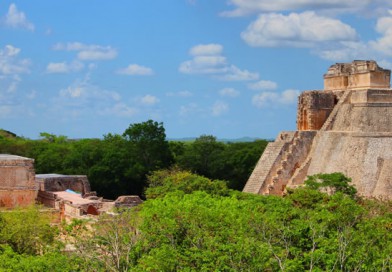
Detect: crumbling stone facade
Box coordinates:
(0, 156, 142, 216)
(244, 60, 392, 199)
(36, 173, 142, 218)
(297, 91, 336, 130)
(324, 60, 390, 90)
(36, 174, 92, 196)
(0, 155, 36, 208)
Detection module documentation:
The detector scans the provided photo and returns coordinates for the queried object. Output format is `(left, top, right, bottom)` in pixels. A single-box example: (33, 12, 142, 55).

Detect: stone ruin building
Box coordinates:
(0, 155, 142, 218)
(0, 155, 36, 207)
(244, 60, 392, 199)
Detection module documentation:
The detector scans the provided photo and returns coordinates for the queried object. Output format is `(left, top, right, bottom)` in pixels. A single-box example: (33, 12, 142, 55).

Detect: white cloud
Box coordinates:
(248, 80, 278, 90)
(101, 103, 138, 118)
(377, 59, 392, 70)
(178, 90, 193, 97)
(77, 50, 117, 61)
(140, 95, 159, 106)
(179, 60, 225, 74)
(252, 89, 300, 108)
(6, 75, 20, 93)
(316, 41, 369, 61)
(180, 103, 202, 117)
(220, 0, 382, 17)
(281, 89, 301, 104)
(218, 65, 259, 81)
(179, 43, 259, 81)
(241, 12, 357, 48)
(0, 74, 33, 118)
(166, 90, 193, 97)
(211, 101, 229, 116)
(117, 64, 154, 76)
(59, 76, 121, 102)
(60, 86, 84, 98)
(4, 3, 34, 31)
(190, 44, 223, 56)
(314, 11, 392, 61)
(370, 11, 392, 57)
(179, 43, 227, 75)
(219, 88, 240, 97)
(0, 45, 30, 75)
(46, 61, 84, 73)
(252, 92, 278, 108)
(51, 75, 130, 119)
(53, 42, 118, 61)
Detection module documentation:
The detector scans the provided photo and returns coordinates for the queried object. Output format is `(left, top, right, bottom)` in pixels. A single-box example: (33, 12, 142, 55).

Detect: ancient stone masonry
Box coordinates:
(297, 91, 335, 131)
(0, 156, 142, 216)
(244, 60, 392, 199)
(36, 174, 91, 195)
(36, 174, 142, 218)
(324, 60, 390, 91)
(0, 155, 36, 208)
(243, 131, 316, 195)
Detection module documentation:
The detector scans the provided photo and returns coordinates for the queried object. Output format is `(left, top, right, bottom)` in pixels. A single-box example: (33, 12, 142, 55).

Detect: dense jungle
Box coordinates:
(0, 121, 391, 271)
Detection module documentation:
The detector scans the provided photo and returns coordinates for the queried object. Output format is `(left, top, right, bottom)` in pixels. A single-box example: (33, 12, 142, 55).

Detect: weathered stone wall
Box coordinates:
(266, 131, 316, 195)
(0, 190, 36, 207)
(324, 60, 390, 91)
(64, 203, 83, 217)
(36, 174, 91, 195)
(243, 131, 316, 195)
(0, 155, 36, 207)
(331, 90, 392, 132)
(243, 132, 296, 194)
(36, 190, 57, 207)
(245, 61, 392, 199)
(297, 91, 335, 130)
(305, 132, 392, 198)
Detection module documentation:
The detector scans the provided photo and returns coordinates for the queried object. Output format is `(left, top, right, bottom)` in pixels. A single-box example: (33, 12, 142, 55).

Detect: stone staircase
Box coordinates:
(265, 131, 316, 195)
(320, 90, 351, 131)
(244, 90, 352, 195)
(243, 132, 296, 194)
(287, 90, 352, 187)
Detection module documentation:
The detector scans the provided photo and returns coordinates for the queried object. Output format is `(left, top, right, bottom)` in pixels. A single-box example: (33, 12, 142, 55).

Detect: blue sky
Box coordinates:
(2, 1, 392, 139)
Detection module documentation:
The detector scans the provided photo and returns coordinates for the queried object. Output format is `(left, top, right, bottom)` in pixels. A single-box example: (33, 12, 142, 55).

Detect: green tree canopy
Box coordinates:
(123, 120, 173, 171)
(145, 168, 230, 199)
(304, 172, 358, 198)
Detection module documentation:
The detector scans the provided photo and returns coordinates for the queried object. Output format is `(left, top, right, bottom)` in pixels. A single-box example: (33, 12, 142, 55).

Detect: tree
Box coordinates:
(123, 120, 173, 171)
(177, 135, 225, 178)
(67, 211, 141, 272)
(0, 245, 80, 272)
(39, 132, 68, 143)
(145, 168, 230, 199)
(87, 133, 132, 199)
(217, 140, 268, 190)
(176, 137, 268, 191)
(136, 191, 272, 271)
(304, 172, 357, 198)
(0, 206, 57, 255)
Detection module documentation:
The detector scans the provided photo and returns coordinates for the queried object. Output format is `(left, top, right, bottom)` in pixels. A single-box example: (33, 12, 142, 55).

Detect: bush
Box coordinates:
(304, 172, 357, 198)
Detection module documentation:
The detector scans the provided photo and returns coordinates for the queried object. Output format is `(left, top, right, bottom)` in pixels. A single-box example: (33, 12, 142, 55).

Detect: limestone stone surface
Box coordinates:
(36, 174, 91, 195)
(0, 155, 36, 207)
(324, 60, 390, 91)
(244, 60, 392, 199)
(297, 91, 335, 130)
